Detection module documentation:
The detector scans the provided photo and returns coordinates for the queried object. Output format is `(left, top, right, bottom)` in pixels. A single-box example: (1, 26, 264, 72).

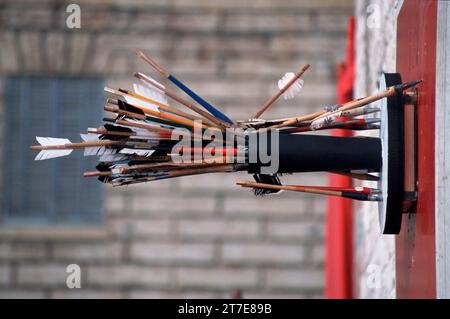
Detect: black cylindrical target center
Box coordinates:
(247, 133, 382, 174)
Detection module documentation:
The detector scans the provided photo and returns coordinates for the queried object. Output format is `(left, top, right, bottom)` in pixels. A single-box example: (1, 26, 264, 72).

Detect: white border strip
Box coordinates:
(435, 0, 450, 299)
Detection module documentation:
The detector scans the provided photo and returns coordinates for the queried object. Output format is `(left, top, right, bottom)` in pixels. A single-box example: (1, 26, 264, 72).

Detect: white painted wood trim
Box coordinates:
(435, 0, 450, 299)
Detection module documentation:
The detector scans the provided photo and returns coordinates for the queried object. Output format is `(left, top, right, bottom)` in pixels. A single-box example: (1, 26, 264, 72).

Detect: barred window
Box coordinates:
(2, 76, 104, 225)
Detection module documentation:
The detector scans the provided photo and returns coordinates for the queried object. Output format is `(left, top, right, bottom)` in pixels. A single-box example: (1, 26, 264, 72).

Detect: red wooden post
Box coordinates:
(325, 17, 355, 299)
(396, 0, 437, 298)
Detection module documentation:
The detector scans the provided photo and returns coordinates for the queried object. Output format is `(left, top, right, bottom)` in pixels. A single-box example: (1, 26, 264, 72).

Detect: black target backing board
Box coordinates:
(378, 73, 405, 234)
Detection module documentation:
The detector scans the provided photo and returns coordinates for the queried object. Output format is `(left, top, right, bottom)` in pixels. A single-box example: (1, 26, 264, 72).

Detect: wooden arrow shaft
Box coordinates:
(30, 140, 122, 150)
(253, 64, 310, 119)
(237, 181, 343, 196)
(273, 86, 395, 129)
(311, 87, 394, 123)
(124, 89, 216, 127)
(135, 72, 230, 129)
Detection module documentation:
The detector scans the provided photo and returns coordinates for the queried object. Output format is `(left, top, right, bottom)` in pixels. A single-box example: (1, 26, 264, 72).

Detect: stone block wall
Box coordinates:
(0, 0, 352, 298)
(353, 0, 403, 299)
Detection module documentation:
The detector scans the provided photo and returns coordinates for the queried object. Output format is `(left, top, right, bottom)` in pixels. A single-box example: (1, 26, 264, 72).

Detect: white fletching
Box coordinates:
(133, 83, 168, 105)
(84, 146, 116, 156)
(80, 134, 98, 142)
(110, 164, 127, 175)
(34, 136, 72, 161)
(36, 136, 71, 146)
(80, 134, 116, 156)
(137, 73, 166, 95)
(81, 133, 99, 156)
(111, 168, 122, 175)
(310, 111, 342, 130)
(119, 148, 155, 157)
(125, 118, 174, 130)
(278, 72, 304, 100)
(124, 92, 159, 113)
(99, 154, 127, 162)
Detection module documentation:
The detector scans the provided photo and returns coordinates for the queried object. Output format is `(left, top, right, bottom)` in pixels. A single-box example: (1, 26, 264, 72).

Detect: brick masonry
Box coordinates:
(0, 0, 352, 298)
(354, 0, 403, 299)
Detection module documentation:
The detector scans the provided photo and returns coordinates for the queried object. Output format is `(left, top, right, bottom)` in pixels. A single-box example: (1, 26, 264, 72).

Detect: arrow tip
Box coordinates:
(133, 48, 143, 56)
(394, 79, 422, 93)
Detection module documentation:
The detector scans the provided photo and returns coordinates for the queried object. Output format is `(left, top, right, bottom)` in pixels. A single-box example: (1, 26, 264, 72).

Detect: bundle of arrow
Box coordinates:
(30, 49, 421, 201)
